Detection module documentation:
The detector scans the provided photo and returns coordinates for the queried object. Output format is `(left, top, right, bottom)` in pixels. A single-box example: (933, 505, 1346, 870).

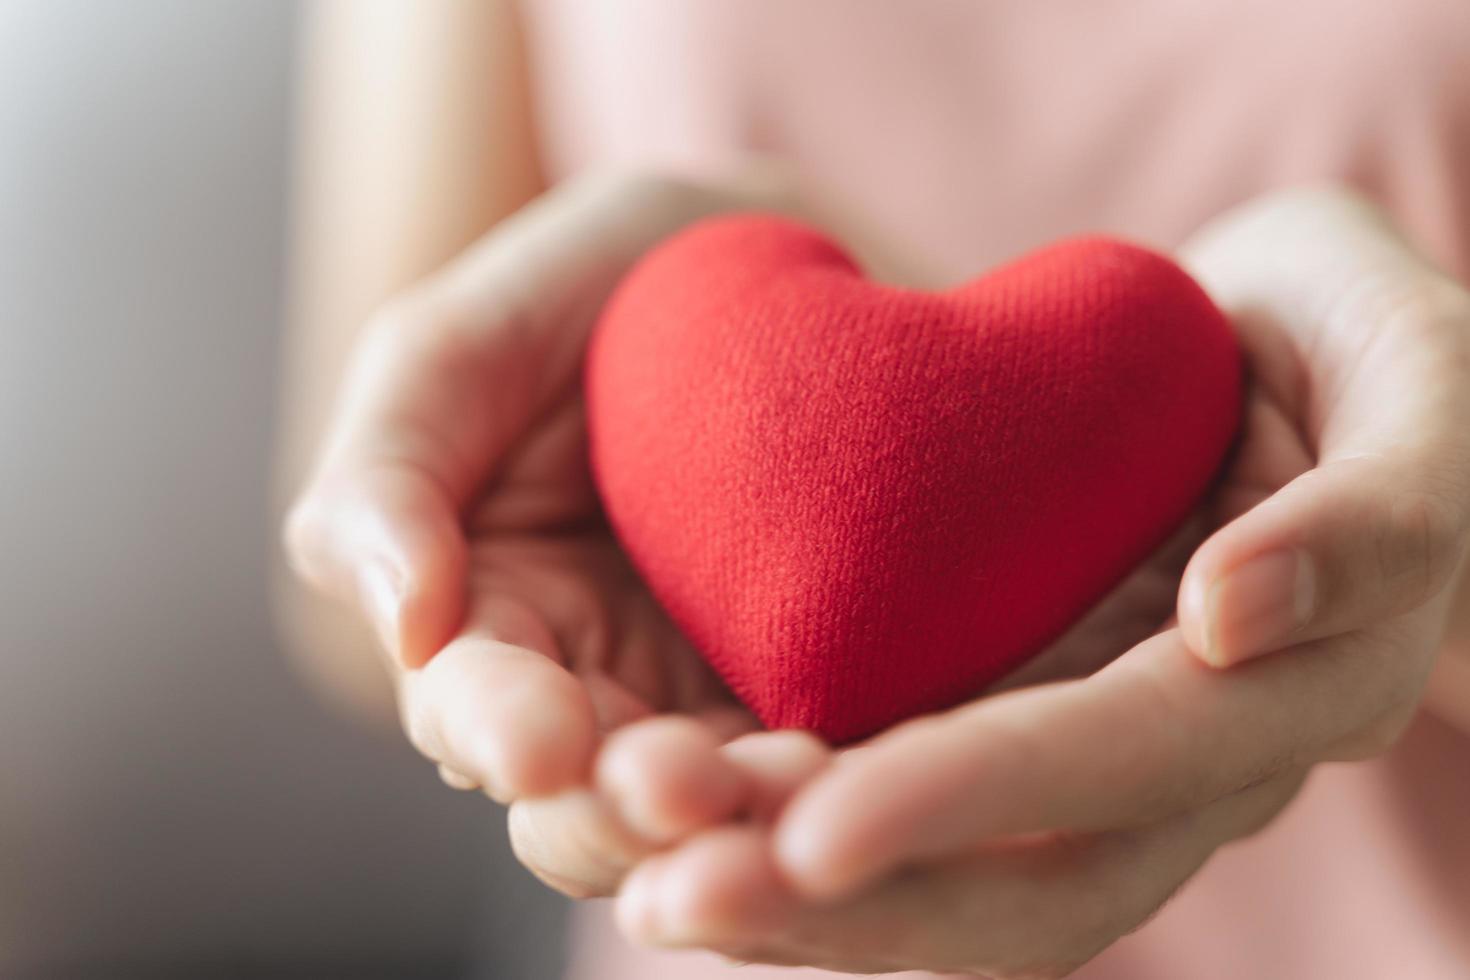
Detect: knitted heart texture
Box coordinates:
(586, 214, 1241, 743)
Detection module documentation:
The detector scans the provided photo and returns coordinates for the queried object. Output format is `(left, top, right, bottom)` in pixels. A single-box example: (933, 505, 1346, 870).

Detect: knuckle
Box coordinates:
(281, 496, 322, 573)
(357, 297, 431, 360)
(1110, 664, 1206, 810)
(357, 291, 519, 404)
(572, 165, 797, 241)
(577, 160, 797, 209)
(281, 491, 343, 592)
(1335, 704, 1415, 760)
(1257, 183, 1381, 226)
(1210, 183, 1382, 253)
(573, 167, 676, 203)
(1328, 640, 1426, 761)
(602, 168, 723, 214)
(568, 169, 697, 236)
(1373, 278, 1470, 364)
(360, 295, 471, 372)
(1379, 483, 1467, 606)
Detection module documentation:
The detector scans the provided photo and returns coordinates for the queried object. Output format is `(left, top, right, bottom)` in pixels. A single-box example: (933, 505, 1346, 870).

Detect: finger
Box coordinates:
(511, 726, 826, 899)
(1179, 187, 1470, 664)
(286, 454, 468, 669)
(509, 789, 654, 898)
(284, 174, 728, 668)
(510, 726, 819, 900)
(511, 715, 752, 898)
(595, 722, 828, 847)
(1180, 451, 1470, 666)
(283, 274, 538, 669)
(621, 775, 1299, 974)
(719, 730, 832, 821)
(399, 590, 597, 800)
(773, 625, 1416, 900)
(624, 832, 1094, 977)
(615, 827, 796, 953)
(437, 764, 478, 791)
(595, 717, 748, 843)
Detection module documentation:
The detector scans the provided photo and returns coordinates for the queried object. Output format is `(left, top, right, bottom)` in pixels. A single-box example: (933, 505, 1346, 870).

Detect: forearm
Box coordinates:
(273, 0, 543, 721)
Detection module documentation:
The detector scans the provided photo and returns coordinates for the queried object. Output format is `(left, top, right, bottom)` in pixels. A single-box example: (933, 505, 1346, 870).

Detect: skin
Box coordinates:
(276, 0, 544, 720)
(604, 190, 1470, 976)
(279, 4, 1470, 975)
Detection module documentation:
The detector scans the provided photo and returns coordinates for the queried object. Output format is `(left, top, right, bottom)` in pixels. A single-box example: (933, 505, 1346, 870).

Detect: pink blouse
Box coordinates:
(519, 2, 1470, 976)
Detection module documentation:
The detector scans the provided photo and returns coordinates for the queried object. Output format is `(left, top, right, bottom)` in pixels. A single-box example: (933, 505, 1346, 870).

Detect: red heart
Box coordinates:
(587, 215, 1240, 743)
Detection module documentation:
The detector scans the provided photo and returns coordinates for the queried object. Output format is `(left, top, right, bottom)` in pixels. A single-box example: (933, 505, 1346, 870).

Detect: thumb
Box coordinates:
(1178, 187, 1470, 666)
(1180, 452, 1468, 666)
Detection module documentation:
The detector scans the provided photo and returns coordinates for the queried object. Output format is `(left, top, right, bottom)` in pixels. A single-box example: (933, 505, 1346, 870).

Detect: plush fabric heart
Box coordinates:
(586, 215, 1241, 743)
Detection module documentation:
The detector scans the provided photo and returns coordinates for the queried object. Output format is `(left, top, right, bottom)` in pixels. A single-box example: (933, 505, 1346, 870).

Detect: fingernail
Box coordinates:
(1205, 550, 1315, 666)
(359, 560, 405, 662)
(614, 865, 662, 943)
(437, 763, 479, 792)
(468, 730, 513, 804)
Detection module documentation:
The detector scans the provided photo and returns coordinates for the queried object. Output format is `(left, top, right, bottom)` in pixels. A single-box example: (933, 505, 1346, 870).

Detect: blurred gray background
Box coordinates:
(0, 2, 565, 976)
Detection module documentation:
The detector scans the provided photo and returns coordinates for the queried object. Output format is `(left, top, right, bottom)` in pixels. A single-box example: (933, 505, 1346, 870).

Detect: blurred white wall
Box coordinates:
(0, 2, 564, 976)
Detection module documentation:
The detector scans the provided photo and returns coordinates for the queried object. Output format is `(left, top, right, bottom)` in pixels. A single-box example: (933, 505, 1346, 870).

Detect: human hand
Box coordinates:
(283, 170, 822, 874)
(606, 187, 1470, 976)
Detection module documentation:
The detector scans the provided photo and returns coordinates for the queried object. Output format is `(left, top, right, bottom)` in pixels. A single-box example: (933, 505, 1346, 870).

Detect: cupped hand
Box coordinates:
(284, 170, 822, 884)
(607, 187, 1470, 976)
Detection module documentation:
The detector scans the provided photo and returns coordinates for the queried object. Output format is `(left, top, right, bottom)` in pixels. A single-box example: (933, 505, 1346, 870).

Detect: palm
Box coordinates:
(464, 393, 751, 734)
(462, 314, 1316, 737)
